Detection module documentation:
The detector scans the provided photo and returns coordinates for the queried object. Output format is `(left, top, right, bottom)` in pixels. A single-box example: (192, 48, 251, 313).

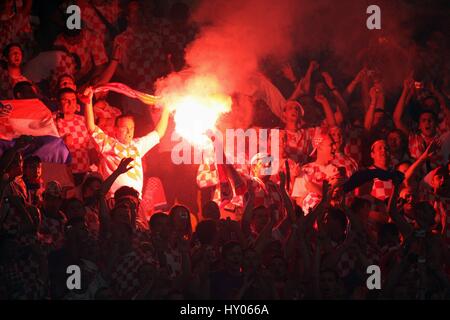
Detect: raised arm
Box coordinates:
(155, 106, 170, 139)
(344, 68, 366, 101)
(98, 157, 134, 237)
(315, 93, 336, 127)
(83, 87, 96, 133)
(279, 171, 296, 223)
(364, 84, 383, 131)
(101, 157, 134, 195)
(403, 138, 441, 186)
(321, 71, 349, 116)
(387, 182, 413, 239)
(241, 183, 255, 238)
(393, 78, 414, 136)
(289, 60, 319, 100)
(91, 44, 122, 86)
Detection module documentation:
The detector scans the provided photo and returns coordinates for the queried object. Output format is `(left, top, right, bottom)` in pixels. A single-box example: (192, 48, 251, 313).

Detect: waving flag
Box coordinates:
(94, 82, 160, 106)
(0, 99, 71, 164)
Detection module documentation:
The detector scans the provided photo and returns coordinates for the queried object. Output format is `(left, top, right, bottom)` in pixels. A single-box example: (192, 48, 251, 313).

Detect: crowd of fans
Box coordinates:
(1, 0, 450, 300)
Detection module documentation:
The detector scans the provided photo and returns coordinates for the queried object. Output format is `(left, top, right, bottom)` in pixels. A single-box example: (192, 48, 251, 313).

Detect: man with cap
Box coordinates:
(279, 95, 336, 166)
(291, 132, 341, 213)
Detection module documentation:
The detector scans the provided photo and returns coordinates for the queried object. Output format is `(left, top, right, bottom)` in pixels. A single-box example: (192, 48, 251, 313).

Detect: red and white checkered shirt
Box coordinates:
(85, 206, 100, 234)
(55, 114, 94, 173)
(139, 177, 167, 223)
(113, 27, 166, 91)
(110, 250, 157, 299)
(197, 161, 250, 209)
(164, 246, 183, 280)
(0, 254, 48, 299)
(94, 104, 121, 136)
(196, 156, 284, 217)
(78, 0, 121, 43)
(337, 243, 380, 278)
(279, 127, 315, 164)
(344, 126, 364, 166)
(331, 152, 359, 178)
(49, 51, 78, 92)
(368, 166, 394, 202)
(0, 10, 34, 58)
(91, 126, 160, 196)
(291, 162, 339, 213)
(409, 132, 446, 169)
(54, 30, 108, 80)
(157, 19, 196, 55)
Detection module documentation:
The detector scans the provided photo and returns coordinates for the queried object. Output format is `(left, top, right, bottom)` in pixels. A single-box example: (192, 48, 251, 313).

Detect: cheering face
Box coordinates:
(115, 117, 135, 145)
(59, 92, 78, 116)
(318, 135, 336, 163)
(418, 113, 436, 138)
(284, 103, 300, 124)
(371, 141, 390, 168)
(7, 46, 22, 67)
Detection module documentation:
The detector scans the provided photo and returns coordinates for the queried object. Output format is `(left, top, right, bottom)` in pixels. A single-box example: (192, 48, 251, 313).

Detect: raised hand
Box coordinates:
(309, 60, 320, 72)
(403, 78, 414, 91)
(314, 93, 328, 105)
(369, 83, 383, 104)
(80, 86, 94, 105)
(354, 68, 368, 83)
(116, 157, 134, 175)
(423, 138, 442, 159)
(281, 64, 297, 82)
(321, 72, 334, 89)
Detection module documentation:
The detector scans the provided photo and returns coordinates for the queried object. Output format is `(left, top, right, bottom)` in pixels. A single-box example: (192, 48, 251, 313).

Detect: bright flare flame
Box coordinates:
(161, 74, 232, 148)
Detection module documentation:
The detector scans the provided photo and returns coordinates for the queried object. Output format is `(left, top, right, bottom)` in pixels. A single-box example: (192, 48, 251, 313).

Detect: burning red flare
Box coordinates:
(159, 74, 232, 148)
